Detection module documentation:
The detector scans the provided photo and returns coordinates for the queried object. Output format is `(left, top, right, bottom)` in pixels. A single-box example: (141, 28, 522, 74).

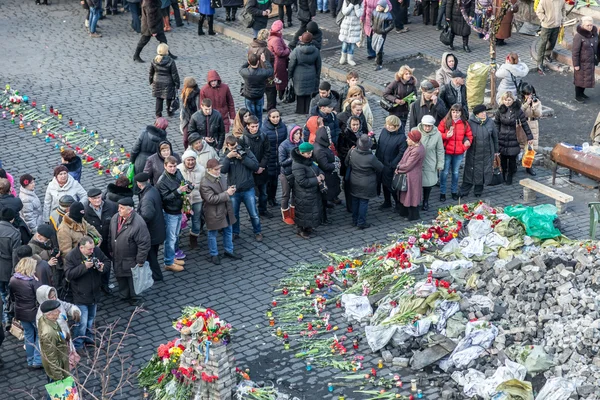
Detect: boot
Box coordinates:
(505, 172, 513, 185)
(231, 7, 237, 21)
(526, 167, 536, 176)
(208, 15, 215, 35)
(226, 8, 231, 21)
(198, 15, 205, 35)
(421, 200, 429, 211)
(290, 206, 295, 220)
(297, 227, 310, 239)
(462, 36, 471, 53)
(189, 234, 198, 249)
(347, 54, 356, 66)
(174, 259, 185, 266)
(133, 43, 145, 63)
(281, 208, 295, 225)
(339, 52, 347, 65)
(163, 15, 171, 31)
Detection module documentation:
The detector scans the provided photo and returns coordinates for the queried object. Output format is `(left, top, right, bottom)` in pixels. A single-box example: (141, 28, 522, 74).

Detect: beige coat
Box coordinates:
(535, 0, 565, 29)
(57, 215, 101, 262)
(518, 99, 542, 150)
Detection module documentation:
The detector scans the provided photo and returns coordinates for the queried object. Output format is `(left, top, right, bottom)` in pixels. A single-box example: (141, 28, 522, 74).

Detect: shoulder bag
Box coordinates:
(10, 319, 24, 341)
(283, 82, 296, 104)
(439, 22, 452, 46)
(240, 7, 255, 28)
(391, 172, 407, 192)
(336, 10, 345, 26)
(379, 97, 395, 112)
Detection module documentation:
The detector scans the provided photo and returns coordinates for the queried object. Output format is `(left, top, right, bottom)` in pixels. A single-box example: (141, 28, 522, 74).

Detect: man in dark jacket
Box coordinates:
(28, 224, 60, 288)
(0, 178, 29, 244)
(64, 236, 111, 349)
(220, 136, 263, 241)
(133, 0, 177, 63)
(156, 156, 191, 272)
(84, 188, 117, 294)
(439, 70, 468, 116)
(199, 159, 241, 265)
(309, 81, 341, 115)
(188, 98, 226, 151)
(311, 98, 340, 147)
(242, 116, 272, 218)
(239, 53, 274, 125)
(135, 172, 166, 281)
(109, 198, 151, 305)
(0, 208, 20, 325)
(409, 80, 448, 129)
(15, 245, 52, 287)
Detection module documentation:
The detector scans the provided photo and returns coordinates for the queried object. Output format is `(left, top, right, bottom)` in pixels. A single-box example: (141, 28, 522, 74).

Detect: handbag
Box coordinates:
(210, 0, 222, 8)
(132, 261, 154, 295)
(335, 10, 345, 26)
(439, 23, 452, 46)
(10, 319, 24, 341)
(379, 97, 395, 112)
(312, 167, 328, 195)
(240, 7, 255, 28)
(391, 172, 407, 192)
(283, 82, 296, 104)
(170, 97, 180, 113)
(489, 154, 503, 186)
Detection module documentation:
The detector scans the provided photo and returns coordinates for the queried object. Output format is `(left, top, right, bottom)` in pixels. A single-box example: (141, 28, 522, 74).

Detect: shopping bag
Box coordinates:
(391, 173, 407, 191)
(466, 62, 491, 108)
(132, 261, 154, 295)
(439, 23, 452, 46)
(522, 145, 535, 168)
(45, 376, 79, 399)
(489, 167, 504, 186)
(126, 163, 135, 188)
(283, 82, 296, 104)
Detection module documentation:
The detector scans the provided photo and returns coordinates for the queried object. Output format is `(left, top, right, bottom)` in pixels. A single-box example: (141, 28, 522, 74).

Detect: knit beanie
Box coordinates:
(357, 135, 372, 151)
(298, 142, 314, 153)
(408, 129, 422, 143)
(53, 165, 69, 178)
(271, 20, 283, 33)
(68, 201, 85, 223)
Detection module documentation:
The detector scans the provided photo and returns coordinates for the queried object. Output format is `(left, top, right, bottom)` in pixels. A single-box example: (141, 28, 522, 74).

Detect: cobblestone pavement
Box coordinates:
(0, 1, 597, 399)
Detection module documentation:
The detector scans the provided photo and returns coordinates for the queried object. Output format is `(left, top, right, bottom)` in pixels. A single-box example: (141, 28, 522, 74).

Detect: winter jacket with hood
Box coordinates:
(187, 134, 220, 168)
(200, 173, 237, 231)
(261, 117, 288, 177)
(310, 109, 341, 147)
(239, 59, 274, 100)
(177, 150, 206, 205)
(0, 220, 20, 282)
(340, 99, 374, 132)
(144, 140, 181, 186)
(495, 61, 529, 104)
(495, 100, 533, 157)
(35, 285, 80, 334)
(137, 184, 166, 245)
(371, 5, 394, 35)
(181, 86, 200, 144)
(313, 127, 342, 201)
(242, 128, 271, 184)
(57, 215, 101, 262)
(417, 123, 445, 187)
(150, 55, 180, 100)
(463, 114, 498, 186)
(439, 82, 468, 116)
(43, 175, 88, 222)
(105, 184, 134, 204)
(572, 25, 600, 89)
(130, 125, 168, 176)
(63, 156, 83, 183)
(268, 31, 291, 91)
(435, 52, 459, 86)
(346, 145, 384, 199)
(438, 117, 474, 155)
(200, 70, 236, 132)
(520, 99, 542, 150)
(338, 0, 364, 44)
(65, 245, 110, 305)
(109, 210, 151, 278)
(188, 109, 226, 151)
(383, 77, 417, 120)
(291, 149, 323, 229)
(289, 42, 322, 96)
(375, 127, 407, 189)
(289, 20, 323, 50)
(9, 272, 41, 322)
(278, 126, 303, 176)
(220, 145, 260, 192)
(19, 187, 42, 234)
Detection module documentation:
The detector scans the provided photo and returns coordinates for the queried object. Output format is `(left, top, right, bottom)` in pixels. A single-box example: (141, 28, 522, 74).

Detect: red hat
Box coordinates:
(408, 129, 422, 143)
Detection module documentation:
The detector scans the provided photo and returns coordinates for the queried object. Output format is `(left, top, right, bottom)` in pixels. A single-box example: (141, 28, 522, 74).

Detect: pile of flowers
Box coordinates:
(173, 306, 232, 345)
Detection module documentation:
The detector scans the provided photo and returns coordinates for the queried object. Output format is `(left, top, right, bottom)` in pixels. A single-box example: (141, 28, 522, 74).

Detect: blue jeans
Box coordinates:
(22, 320, 42, 366)
(341, 42, 355, 55)
(317, 0, 329, 11)
(89, 6, 101, 33)
(129, 2, 141, 33)
(163, 212, 183, 265)
(73, 304, 97, 349)
(366, 35, 376, 57)
(208, 224, 234, 256)
(351, 197, 369, 227)
(231, 188, 262, 235)
(256, 182, 268, 214)
(0, 281, 8, 324)
(191, 202, 203, 236)
(245, 98, 264, 127)
(440, 154, 464, 194)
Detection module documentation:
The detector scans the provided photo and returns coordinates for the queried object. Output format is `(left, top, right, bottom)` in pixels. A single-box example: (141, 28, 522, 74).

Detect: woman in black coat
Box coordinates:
(338, 116, 363, 212)
(375, 115, 408, 211)
(149, 43, 180, 118)
(246, 0, 272, 38)
(572, 18, 600, 102)
(224, 0, 244, 20)
(288, 32, 322, 114)
(383, 65, 417, 135)
(261, 109, 289, 206)
(180, 77, 200, 147)
(313, 127, 342, 215)
(346, 135, 384, 229)
(291, 144, 324, 238)
(494, 92, 532, 185)
(446, 0, 474, 52)
(130, 118, 169, 176)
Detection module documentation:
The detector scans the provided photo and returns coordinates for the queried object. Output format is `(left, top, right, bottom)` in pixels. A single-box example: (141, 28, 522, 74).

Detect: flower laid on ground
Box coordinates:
(173, 306, 232, 344)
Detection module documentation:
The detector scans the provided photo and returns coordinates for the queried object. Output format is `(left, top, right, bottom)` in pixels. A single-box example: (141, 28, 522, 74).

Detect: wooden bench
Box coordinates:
(520, 178, 574, 214)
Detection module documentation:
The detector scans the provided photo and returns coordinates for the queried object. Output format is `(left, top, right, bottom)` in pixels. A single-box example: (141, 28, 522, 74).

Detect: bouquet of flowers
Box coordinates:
(173, 306, 232, 345)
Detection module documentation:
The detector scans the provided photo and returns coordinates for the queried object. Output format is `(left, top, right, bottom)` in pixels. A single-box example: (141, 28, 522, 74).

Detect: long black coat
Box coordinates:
(261, 119, 288, 177)
(130, 126, 167, 175)
(137, 185, 166, 245)
(447, 0, 474, 37)
(0, 220, 21, 282)
(375, 128, 407, 189)
(141, 0, 164, 36)
(572, 25, 599, 89)
(150, 56, 180, 100)
(383, 77, 417, 120)
(64, 246, 111, 305)
(84, 200, 118, 257)
(291, 149, 323, 229)
(463, 115, 498, 186)
(109, 211, 151, 278)
(313, 127, 342, 201)
(346, 148, 384, 199)
(288, 43, 322, 96)
(494, 101, 532, 157)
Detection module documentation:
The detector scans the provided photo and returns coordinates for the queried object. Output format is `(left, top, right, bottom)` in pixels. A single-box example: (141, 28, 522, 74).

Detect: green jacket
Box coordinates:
(39, 315, 69, 381)
(418, 124, 445, 188)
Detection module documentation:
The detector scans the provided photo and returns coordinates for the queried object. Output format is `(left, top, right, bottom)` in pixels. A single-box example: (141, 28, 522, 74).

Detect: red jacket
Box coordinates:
(200, 70, 236, 131)
(438, 118, 473, 155)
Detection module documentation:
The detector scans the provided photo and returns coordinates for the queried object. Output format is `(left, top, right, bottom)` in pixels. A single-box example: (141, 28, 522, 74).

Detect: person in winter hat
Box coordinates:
(338, 0, 364, 67)
(417, 115, 444, 210)
(395, 129, 426, 221)
(177, 150, 206, 249)
(43, 165, 87, 223)
(370, 0, 394, 70)
(278, 125, 303, 224)
(200, 70, 236, 135)
(188, 132, 220, 168)
(57, 201, 101, 263)
(35, 285, 81, 342)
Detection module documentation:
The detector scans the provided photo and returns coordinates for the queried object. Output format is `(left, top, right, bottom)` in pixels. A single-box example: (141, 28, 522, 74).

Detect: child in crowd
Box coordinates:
(371, 0, 394, 71)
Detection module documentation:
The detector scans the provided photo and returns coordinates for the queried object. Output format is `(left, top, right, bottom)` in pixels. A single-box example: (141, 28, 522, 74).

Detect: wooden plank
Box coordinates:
(519, 178, 574, 203)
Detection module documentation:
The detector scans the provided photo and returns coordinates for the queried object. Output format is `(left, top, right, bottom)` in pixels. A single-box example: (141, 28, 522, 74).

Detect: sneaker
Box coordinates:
(233, 234, 240, 240)
(575, 96, 586, 103)
(210, 255, 221, 265)
(85, 19, 89, 28)
(357, 223, 371, 230)
(375, 65, 383, 71)
(173, 259, 185, 266)
(223, 251, 242, 260)
(90, 32, 102, 38)
(165, 264, 184, 272)
(255, 233, 263, 242)
(175, 250, 186, 259)
(28, 364, 43, 370)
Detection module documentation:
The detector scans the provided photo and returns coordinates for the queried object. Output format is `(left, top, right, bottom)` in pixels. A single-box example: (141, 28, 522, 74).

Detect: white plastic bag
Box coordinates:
(534, 378, 577, 400)
(461, 237, 485, 258)
(365, 325, 398, 352)
(430, 259, 473, 271)
(132, 261, 154, 295)
(341, 294, 373, 323)
(445, 321, 498, 369)
(467, 219, 493, 239)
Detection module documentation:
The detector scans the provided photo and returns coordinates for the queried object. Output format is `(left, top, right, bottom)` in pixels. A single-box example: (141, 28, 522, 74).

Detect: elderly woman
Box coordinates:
(341, 86, 374, 132)
(572, 16, 600, 102)
(495, 92, 533, 185)
(394, 129, 426, 221)
(495, 52, 529, 105)
(435, 52, 459, 86)
(417, 115, 444, 211)
(291, 142, 324, 238)
(9, 257, 42, 368)
(461, 104, 498, 197)
(338, 0, 364, 67)
(383, 65, 417, 134)
(346, 135, 383, 229)
(289, 32, 322, 115)
(43, 165, 87, 223)
(376, 115, 407, 212)
(150, 43, 180, 118)
(268, 21, 291, 100)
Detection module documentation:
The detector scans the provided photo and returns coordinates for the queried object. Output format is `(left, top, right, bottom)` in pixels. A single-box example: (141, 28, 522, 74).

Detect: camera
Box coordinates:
(50, 248, 60, 258)
(90, 257, 101, 270)
(184, 180, 195, 191)
(235, 145, 247, 157)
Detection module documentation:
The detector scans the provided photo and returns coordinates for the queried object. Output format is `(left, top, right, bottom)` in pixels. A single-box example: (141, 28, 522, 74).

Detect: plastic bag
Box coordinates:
(460, 237, 485, 258)
(132, 261, 154, 295)
(452, 359, 527, 399)
(522, 145, 535, 168)
(505, 204, 561, 239)
(467, 62, 491, 108)
(342, 294, 373, 323)
(534, 378, 577, 400)
(493, 379, 533, 400)
(430, 259, 473, 271)
(444, 321, 498, 369)
(434, 300, 460, 332)
(467, 219, 493, 239)
(365, 325, 398, 352)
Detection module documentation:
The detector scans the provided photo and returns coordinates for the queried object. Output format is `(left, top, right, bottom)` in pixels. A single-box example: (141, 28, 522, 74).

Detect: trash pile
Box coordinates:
(266, 202, 600, 399)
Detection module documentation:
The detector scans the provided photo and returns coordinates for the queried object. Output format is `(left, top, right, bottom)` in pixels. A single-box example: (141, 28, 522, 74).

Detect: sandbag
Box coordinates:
(466, 62, 491, 109)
